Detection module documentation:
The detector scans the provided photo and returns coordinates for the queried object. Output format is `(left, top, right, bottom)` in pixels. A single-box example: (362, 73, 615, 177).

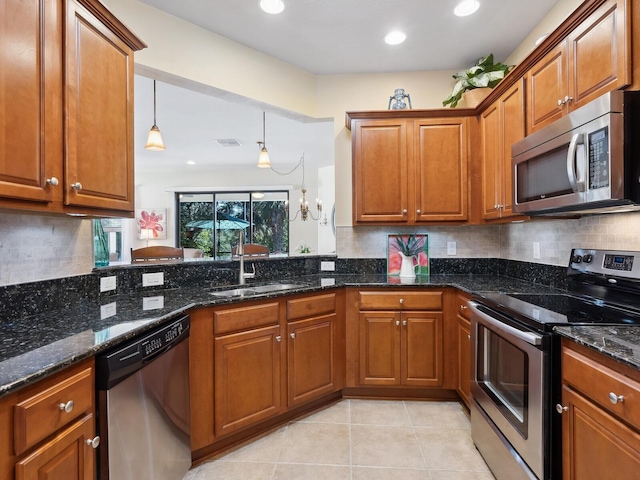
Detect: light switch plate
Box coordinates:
(100, 276, 117, 292)
(142, 272, 164, 287)
(447, 242, 457, 256)
(320, 261, 335, 271)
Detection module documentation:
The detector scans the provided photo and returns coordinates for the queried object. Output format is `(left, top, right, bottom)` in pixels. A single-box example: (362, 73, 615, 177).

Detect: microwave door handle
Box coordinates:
(469, 302, 542, 346)
(567, 133, 585, 192)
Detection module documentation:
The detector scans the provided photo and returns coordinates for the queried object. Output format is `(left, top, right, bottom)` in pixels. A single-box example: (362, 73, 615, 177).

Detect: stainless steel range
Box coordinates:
(470, 248, 640, 480)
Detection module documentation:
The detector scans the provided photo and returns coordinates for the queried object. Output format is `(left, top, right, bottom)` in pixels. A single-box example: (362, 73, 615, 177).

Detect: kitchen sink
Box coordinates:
(209, 283, 306, 297)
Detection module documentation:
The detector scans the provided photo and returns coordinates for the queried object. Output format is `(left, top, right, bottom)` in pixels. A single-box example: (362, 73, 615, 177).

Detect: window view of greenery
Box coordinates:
(178, 191, 289, 259)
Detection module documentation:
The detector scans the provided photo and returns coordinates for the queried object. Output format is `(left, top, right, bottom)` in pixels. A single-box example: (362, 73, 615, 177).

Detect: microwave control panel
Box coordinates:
(588, 126, 609, 189)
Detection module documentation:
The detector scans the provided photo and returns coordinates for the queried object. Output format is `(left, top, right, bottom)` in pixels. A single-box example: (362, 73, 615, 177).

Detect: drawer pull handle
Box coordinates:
(86, 436, 100, 449)
(399, 299, 404, 305)
(275, 335, 282, 343)
(556, 404, 568, 414)
(609, 392, 625, 405)
(460, 305, 468, 310)
(59, 400, 74, 414)
(290, 333, 295, 339)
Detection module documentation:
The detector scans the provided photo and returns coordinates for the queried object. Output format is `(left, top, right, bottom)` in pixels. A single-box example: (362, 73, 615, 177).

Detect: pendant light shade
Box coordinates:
(257, 111, 271, 168)
(145, 80, 165, 151)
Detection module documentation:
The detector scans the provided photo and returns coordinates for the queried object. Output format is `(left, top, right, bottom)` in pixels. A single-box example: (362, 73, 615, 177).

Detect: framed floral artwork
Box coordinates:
(387, 234, 429, 276)
(136, 209, 167, 240)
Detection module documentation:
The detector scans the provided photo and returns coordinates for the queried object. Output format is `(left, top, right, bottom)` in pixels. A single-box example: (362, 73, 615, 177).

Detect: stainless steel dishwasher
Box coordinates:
(95, 315, 190, 480)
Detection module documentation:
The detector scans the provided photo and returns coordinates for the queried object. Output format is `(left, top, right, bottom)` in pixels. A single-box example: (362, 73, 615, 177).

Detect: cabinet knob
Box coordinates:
(86, 436, 100, 449)
(556, 404, 568, 414)
(395, 320, 400, 326)
(609, 392, 625, 405)
(70, 182, 83, 191)
(494, 204, 498, 209)
(59, 400, 74, 414)
(275, 335, 282, 343)
(467, 334, 471, 340)
(557, 98, 564, 106)
(402, 209, 408, 215)
(399, 298, 404, 305)
(460, 304, 468, 310)
(46, 177, 59, 186)
(564, 95, 573, 104)
(416, 209, 421, 215)
(290, 333, 295, 339)
(402, 320, 407, 326)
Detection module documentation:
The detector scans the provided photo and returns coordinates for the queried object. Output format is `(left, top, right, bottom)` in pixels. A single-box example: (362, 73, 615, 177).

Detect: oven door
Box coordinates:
(470, 301, 546, 480)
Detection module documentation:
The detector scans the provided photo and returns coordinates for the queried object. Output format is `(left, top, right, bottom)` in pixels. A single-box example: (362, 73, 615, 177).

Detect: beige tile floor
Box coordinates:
(183, 399, 496, 480)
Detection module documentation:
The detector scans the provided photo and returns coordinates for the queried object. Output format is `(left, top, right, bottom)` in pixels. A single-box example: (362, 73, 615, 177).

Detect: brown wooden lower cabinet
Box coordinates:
(561, 340, 640, 479)
(456, 316, 471, 408)
(0, 358, 96, 480)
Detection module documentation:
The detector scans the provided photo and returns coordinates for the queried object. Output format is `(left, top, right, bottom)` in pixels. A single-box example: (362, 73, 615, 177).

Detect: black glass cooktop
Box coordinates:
(476, 292, 640, 332)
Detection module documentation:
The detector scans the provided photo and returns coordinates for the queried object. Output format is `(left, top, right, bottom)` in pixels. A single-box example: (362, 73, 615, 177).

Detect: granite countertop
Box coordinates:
(555, 325, 640, 371)
(0, 273, 568, 398)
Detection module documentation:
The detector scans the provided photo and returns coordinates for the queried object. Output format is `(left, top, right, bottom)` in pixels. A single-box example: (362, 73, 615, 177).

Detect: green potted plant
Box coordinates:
(442, 54, 514, 108)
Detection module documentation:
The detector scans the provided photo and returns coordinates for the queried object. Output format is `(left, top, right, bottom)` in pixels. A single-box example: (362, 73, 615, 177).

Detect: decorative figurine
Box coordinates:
(388, 88, 412, 110)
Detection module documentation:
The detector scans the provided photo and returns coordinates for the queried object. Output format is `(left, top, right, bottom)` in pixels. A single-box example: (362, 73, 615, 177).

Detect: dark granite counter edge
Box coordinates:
(0, 273, 568, 398)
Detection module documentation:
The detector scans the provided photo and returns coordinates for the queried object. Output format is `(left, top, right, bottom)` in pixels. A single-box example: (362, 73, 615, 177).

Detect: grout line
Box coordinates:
(405, 400, 432, 472)
(269, 421, 289, 480)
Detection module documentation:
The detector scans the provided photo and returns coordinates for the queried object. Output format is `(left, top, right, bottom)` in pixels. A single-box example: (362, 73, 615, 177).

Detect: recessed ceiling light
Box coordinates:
(186, 160, 196, 165)
(454, 0, 480, 17)
(260, 0, 284, 14)
(385, 31, 406, 45)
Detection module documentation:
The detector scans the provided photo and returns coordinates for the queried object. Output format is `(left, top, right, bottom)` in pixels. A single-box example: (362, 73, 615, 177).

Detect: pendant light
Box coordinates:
(257, 111, 271, 168)
(145, 80, 165, 151)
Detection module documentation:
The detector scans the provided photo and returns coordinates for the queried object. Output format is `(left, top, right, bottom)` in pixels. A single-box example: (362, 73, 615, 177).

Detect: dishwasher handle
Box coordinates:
(469, 301, 542, 346)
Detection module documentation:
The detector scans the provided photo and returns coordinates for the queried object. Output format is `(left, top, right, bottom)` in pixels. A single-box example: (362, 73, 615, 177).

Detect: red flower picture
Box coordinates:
(136, 209, 167, 240)
(387, 234, 429, 276)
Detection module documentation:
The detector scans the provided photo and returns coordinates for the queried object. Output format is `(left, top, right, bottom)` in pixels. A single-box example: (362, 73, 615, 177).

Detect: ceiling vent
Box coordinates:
(215, 138, 242, 147)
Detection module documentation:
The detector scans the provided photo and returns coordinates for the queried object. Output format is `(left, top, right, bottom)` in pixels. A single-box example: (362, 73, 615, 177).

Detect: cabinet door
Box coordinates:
(352, 120, 409, 223)
(561, 386, 640, 480)
(359, 312, 400, 385)
(287, 314, 336, 407)
(65, 0, 135, 212)
(567, 0, 630, 111)
(457, 316, 471, 408)
(480, 102, 501, 220)
(15, 413, 95, 480)
(0, 0, 62, 204)
(413, 118, 468, 222)
(214, 325, 282, 437)
(401, 312, 443, 387)
(499, 79, 526, 218)
(527, 42, 567, 134)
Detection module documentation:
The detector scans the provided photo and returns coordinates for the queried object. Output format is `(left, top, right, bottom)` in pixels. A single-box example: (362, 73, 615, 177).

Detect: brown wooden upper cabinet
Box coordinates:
(480, 78, 526, 220)
(0, 0, 145, 217)
(351, 116, 471, 225)
(526, 0, 630, 134)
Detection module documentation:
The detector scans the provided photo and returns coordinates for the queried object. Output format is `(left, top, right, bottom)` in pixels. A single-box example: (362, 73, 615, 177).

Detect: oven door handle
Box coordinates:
(469, 301, 542, 346)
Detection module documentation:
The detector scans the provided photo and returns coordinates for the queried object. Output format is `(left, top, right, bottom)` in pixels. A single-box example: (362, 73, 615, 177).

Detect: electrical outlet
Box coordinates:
(142, 272, 164, 287)
(100, 302, 117, 320)
(533, 242, 541, 260)
(100, 276, 117, 292)
(447, 242, 457, 256)
(320, 261, 335, 271)
(143, 296, 165, 310)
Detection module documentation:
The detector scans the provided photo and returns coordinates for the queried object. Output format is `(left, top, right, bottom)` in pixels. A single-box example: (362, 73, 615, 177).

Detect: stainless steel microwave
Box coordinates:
(512, 90, 640, 216)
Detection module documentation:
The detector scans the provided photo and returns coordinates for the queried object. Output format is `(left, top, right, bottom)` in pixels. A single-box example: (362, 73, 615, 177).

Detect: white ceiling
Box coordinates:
(134, 0, 561, 175)
(138, 0, 559, 75)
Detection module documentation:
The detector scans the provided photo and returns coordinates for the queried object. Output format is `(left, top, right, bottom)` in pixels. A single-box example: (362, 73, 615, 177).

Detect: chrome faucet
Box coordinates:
(237, 230, 255, 285)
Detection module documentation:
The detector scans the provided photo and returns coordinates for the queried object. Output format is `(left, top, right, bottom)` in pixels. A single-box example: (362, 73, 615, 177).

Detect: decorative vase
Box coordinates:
(399, 252, 416, 280)
(462, 87, 492, 108)
(93, 220, 110, 267)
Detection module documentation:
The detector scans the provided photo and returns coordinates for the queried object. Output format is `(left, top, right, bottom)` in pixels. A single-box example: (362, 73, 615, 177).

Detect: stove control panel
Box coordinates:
(570, 249, 640, 279)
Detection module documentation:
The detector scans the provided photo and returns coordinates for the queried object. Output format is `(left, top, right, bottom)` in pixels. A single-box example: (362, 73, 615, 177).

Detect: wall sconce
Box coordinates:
(145, 80, 166, 151)
(257, 111, 271, 168)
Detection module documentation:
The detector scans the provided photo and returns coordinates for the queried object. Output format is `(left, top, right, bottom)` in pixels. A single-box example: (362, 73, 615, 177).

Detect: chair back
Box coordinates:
(231, 244, 269, 257)
(131, 246, 184, 263)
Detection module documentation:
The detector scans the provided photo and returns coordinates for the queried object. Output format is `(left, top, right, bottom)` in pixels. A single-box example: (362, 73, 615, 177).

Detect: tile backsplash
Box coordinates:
(0, 213, 93, 286)
(1, 209, 640, 286)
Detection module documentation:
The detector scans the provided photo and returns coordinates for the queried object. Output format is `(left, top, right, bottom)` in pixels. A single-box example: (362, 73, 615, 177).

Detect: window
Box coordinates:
(177, 191, 289, 258)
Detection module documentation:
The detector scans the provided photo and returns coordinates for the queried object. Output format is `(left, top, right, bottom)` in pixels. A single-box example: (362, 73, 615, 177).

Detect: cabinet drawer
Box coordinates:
(359, 291, 442, 310)
(287, 293, 336, 321)
(562, 346, 640, 428)
(456, 293, 471, 320)
(214, 302, 280, 334)
(14, 366, 94, 455)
